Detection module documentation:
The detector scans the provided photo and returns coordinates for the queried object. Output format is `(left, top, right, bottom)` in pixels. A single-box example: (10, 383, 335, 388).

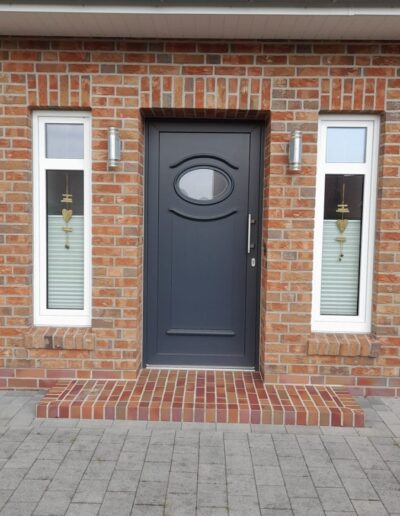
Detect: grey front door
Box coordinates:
(145, 120, 262, 368)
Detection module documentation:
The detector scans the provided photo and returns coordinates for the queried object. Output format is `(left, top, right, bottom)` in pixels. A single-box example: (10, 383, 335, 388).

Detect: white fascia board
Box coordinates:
(0, 5, 400, 15)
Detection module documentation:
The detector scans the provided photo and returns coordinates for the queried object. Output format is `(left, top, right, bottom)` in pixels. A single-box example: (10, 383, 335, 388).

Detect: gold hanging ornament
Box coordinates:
(61, 174, 73, 249)
(335, 183, 349, 261)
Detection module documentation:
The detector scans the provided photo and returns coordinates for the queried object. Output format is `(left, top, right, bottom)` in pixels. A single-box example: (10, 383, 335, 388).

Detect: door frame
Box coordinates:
(143, 118, 265, 369)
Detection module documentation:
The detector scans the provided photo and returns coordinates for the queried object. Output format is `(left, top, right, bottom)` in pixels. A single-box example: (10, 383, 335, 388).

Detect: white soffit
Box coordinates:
(0, 6, 400, 39)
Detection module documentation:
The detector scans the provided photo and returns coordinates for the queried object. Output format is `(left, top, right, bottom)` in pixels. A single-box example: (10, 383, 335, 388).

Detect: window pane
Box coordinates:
(320, 174, 364, 316)
(46, 123, 84, 159)
(326, 127, 367, 163)
(46, 170, 84, 310)
(177, 168, 231, 203)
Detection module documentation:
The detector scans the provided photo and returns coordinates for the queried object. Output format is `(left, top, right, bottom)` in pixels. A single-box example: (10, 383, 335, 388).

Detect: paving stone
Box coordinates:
(365, 467, 399, 490)
(376, 489, 400, 513)
(199, 446, 225, 465)
(167, 471, 197, 494)
(130, 506, 164, 516)
(198, 463, 226, 484)
(254, 466, 284, 486)
(260, 511, 293, 516)
(321, 436, 355, 460)
(83, 460, 116, 480)
(50, 429, 80, 443)
(141, 461, 171, 482)
(33, 491, 72, 516)
(197, 483, 227, 507)
(228, 495, 261, 515)
(115, 451, 146, 470)
(149, 430, 175, 445)
(4, 450, 40, 469)
(351, 500, 389, 515)
(0, 502, 37, 516)
(196, 509, 228, 516)
(332, 459, 367, 479)
(199, 432, 223, 447)
(0, 441, 22, 460)
(38, 443, 71, 461)
(134, 481, 168, 505)
(108, 468, 140, 492)
(0, 490, 13, 510)
(171, 453, 198, 473)
(345, 436, 387, 470)
(98, 491, 134, 516)
(65, 503, 100, 516)
(10, 480, 49, 503)
(100, 429, 127, 443)
(290, 497, 324, 516)
(26, 459, 60, 480)
(279, 457, 309, 477)
(146, 444, 174, 462)
(284, 475, 317, 498)
(317, 487, 354, 512)
(72, 479, 108, 504)
(342, 476, 379, 500)
(258, 485, 291, 509)
(0, 469, 28, 490)
(309, 466, 342, 488)
(227, 474, 258, 497)
(226, 454, 253, 475)
(92, 442, 123, 461)
(164, 493, 196, 516)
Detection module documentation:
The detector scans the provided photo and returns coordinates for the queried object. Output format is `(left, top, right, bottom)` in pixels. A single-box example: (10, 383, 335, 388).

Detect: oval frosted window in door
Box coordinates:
(176, 168, 232, 204)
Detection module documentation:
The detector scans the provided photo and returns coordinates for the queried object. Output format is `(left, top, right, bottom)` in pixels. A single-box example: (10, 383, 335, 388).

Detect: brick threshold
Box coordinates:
(36, 369, 364, 427)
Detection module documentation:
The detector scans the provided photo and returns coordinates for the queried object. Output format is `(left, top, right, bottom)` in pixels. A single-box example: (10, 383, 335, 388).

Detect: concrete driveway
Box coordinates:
(1, 390, 400, 515)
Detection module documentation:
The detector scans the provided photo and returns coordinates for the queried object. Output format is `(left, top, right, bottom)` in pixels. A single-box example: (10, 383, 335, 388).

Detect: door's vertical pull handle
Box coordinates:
(247, 213, 252, 254)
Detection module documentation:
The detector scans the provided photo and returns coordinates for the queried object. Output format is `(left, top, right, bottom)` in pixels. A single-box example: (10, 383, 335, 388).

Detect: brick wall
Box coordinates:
(0, 38, 399, 395)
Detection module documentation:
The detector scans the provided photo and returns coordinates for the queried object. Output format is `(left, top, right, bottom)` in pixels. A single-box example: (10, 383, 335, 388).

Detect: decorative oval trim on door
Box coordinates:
(174, 166, 234, 205)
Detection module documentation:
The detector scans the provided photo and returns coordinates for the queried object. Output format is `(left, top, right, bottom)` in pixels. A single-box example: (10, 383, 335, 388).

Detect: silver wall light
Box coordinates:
(288, 129, 302, 172)
(108, 127, 121, 168)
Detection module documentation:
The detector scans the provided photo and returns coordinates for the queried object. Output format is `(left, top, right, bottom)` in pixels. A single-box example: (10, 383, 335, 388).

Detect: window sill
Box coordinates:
(307, 333, 380, 358)
(23, 327, 95, 351)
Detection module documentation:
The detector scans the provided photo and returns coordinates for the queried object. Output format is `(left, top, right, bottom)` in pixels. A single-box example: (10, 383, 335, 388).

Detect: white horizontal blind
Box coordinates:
(320, 220, 361, 316)
(47, 215, 84, 309)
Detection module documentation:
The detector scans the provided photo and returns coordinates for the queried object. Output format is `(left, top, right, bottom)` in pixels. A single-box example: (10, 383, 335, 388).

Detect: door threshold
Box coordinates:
(146, 365, 255, 372)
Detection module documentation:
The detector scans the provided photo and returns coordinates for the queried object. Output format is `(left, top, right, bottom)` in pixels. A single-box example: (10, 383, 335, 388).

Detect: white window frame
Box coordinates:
(33, 111, 92, 327)
(311, 115, 380, 333)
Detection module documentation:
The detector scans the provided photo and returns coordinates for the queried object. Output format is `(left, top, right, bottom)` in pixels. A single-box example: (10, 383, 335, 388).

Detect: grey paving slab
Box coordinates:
(317, 487, 354, 512)
(165, 493, 196, 516)
(0, 391, 400, 516)
(65, 503, 100, 516)
(134, 481, 168, 505)
(98, 491, 134, 516)
(167, 471, 197, 494)
(351, 499, 389, 516)
(33, 491, 72, 516)
(72, 479, 108, 504)
(290, 497, 324, 516)
(107, 468, 140, 492)
(130, 506, 164, 516)
(0, 501, 37, 516)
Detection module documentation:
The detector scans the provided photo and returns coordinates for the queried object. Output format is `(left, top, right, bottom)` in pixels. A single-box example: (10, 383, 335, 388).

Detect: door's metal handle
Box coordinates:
(247, 213, 252, 254)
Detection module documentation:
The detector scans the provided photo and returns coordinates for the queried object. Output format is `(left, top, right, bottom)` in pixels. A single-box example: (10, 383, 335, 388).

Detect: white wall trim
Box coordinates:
(33, 110, 92, 327)
(311, 114, 380, 334)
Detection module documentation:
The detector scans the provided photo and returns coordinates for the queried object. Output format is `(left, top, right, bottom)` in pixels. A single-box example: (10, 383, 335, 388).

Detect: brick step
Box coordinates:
(36, 369, 364, 427)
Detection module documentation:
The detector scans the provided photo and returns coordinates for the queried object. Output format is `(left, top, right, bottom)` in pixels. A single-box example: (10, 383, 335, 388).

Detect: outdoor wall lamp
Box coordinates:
(108, 127, 121, 168)
(288, 129, 302, 172)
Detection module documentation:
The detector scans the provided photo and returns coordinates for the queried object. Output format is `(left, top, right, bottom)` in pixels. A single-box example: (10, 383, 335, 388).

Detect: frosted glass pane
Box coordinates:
(320, 220, 361, 316)
(46, 170, 84, 310)
(47, 216, 84, 309)
(177, 168, 231, 203)
(326, 127, 366, 163)
(46, 123, 84, 159)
